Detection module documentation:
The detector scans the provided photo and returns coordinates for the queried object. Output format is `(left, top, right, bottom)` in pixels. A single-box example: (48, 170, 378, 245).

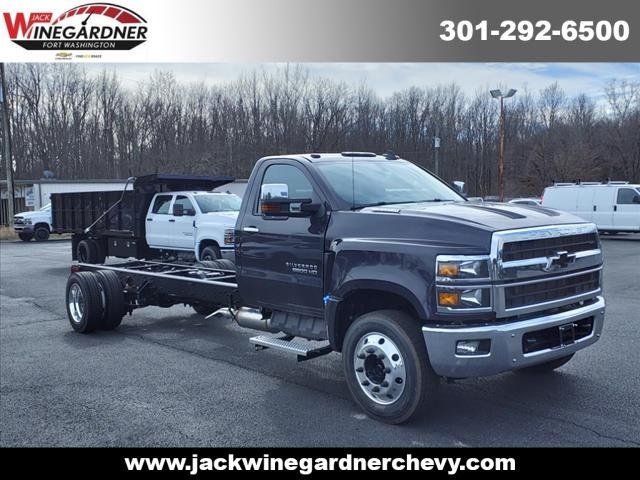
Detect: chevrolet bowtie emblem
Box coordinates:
(543, 250, 577, 272)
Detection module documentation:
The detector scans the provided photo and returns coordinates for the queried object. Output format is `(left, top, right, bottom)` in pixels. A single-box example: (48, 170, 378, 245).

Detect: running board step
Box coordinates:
(249, 334, 332, 362)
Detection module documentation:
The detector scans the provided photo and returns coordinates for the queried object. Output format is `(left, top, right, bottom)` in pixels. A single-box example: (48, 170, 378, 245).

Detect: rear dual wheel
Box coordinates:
(66, 270, 125, 333)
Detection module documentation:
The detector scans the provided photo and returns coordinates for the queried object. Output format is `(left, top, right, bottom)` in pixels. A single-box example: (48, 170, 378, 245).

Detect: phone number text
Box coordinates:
(440, 20, 630, 42)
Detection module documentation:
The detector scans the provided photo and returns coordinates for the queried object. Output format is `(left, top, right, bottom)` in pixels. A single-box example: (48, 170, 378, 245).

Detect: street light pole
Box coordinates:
(490, 88, 517, 202)
(0, 63, 15, 224)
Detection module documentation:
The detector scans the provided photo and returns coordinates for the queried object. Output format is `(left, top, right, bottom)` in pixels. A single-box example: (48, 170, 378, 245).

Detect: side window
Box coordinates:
(617, 188, 640, 205)
(152, 195, 173, 214)
(257, 164, 316, 213)
(174, 195, 196, 215)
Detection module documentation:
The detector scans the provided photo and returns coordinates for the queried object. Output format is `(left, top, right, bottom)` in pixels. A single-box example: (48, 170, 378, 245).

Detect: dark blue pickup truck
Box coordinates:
(66, 152, 605, 423)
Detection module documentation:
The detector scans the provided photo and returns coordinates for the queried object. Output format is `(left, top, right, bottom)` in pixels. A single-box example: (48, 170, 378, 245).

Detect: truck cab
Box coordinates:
(145, 190, 240, 261)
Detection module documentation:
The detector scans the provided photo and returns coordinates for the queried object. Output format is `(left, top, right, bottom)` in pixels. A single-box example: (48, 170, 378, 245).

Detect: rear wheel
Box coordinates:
(34, 225, 50, 242)
(192, 303, 219, 316)
(201, 245, 221, 261)
(18, 232, 33, 242)
(516, 354, 575, 373)
(77, 239, 106, 264)
(342, 310, 438, 424)
(95, 270, 126, 330)
(66, 272, 105, 333)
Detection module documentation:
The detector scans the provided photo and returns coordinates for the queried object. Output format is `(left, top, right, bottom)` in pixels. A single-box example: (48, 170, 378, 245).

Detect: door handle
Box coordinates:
(593, 206, 596, 211)
(243, 226, 259, 233)
(169, 219, 176, 223)
(147, 218, 153, 221)
(614, 205, 617, 212)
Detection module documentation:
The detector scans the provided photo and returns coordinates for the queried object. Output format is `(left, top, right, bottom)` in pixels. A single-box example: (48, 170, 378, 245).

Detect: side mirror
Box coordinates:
(261, 197, 320, 217)
(172, 204, 184, 216)
(452, 180, 465, 194)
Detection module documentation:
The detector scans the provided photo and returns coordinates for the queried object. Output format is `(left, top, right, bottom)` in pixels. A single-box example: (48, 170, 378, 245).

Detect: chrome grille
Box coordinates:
(13, 217, 25, 225)
(491, 224, 603, 318)
(502, 233, 598, 262)
(505, 270, 600, 309)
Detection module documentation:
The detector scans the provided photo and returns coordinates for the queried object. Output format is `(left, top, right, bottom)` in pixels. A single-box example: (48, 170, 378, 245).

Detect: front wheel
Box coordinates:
(18, 232, 33, 242)
(342, 310, 438, 424)
(200, 245, 221, 261)
(34, 226, 50, 242)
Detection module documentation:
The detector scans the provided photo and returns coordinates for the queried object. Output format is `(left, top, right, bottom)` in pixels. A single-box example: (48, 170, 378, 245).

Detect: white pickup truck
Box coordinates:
(13, 204, 56, 242)
(50, 175, 241, 263)
(145, 190, 241, 261)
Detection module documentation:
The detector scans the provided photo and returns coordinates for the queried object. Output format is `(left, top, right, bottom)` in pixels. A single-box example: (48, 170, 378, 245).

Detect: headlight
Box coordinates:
(223, 228, 234, 245)
(437, 287, 490, 309)
(436, 256, 489, 280)
(435, 255, 492, 312)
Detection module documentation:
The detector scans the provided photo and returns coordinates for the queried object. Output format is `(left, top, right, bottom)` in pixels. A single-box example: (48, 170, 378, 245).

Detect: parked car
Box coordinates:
(13, 203, 55, 242)
(51, 175, 240, 263)
(66, 152, 605, 424)
(542, 181, 640, 233)
(508, 197, 542, 206)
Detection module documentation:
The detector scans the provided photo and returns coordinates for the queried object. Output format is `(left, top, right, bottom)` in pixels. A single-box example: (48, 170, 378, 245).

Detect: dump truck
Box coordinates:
(51, 174, 239, 263)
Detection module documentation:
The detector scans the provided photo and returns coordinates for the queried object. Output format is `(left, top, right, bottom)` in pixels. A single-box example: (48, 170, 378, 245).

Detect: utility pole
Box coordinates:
(433, 132, 440, 177)
(490, 88, 517, 202)
(0, 63, 15, 224)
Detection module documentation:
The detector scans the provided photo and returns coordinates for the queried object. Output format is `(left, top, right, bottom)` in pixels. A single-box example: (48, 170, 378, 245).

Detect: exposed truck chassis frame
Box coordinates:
(75, 260, 241, 312)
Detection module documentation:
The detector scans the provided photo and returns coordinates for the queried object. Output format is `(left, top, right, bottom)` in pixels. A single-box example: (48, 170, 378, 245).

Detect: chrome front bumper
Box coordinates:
(422, 296, 605, 378)
(13, 225, 33, 233)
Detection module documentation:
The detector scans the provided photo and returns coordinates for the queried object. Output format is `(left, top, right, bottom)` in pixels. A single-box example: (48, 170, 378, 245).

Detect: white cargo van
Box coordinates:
(542, 182, 640, 233)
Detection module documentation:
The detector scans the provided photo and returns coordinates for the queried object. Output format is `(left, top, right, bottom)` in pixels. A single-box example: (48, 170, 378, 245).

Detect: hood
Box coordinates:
(15, 210, 48, 219)
(360, 201, 588, 232)
(198, 212, 240, 226)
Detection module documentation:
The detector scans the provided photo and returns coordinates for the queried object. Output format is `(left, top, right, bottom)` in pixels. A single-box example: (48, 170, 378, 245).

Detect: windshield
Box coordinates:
(315, 160, 464, 208)
(194, 194, 241, 213)
(40, 204, 51, 211)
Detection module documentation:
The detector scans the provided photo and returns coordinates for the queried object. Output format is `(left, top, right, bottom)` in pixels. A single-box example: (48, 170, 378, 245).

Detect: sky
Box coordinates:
(83, 63, 639, 102)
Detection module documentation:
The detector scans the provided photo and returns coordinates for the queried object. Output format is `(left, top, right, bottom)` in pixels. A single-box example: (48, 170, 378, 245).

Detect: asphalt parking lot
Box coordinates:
(1, 235, 639, 447)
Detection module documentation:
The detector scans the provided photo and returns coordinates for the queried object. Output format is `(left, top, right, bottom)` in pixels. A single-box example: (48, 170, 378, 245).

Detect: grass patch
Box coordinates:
(0, 225, 18, 241)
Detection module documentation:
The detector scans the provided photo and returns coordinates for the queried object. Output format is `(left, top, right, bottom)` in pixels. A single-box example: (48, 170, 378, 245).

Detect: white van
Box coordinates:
(542, 182, 640, 233)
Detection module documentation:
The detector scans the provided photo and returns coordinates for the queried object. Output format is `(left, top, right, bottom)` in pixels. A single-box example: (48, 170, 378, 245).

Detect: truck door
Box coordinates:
(237, 161, 327, 316)
(145, 194, 175, 248)
(592, 187, 614, 230)
(613, 187, 640, 232)
(169, 195, 197, 249)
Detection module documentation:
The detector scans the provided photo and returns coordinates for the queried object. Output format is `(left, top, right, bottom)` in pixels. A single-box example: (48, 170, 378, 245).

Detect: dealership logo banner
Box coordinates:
(0, 0, 638, 62)
(3, 3, 147, 51)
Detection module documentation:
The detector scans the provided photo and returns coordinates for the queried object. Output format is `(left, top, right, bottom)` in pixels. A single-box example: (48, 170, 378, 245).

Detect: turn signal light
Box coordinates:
(437, 262, 460, 277)
(438, 292, 460, 306)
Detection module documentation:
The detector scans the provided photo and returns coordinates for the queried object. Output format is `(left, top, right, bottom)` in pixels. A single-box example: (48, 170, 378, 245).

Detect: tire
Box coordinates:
(342, 309, 439, 424)
(198, 259, 236, 271)
(201, 245, 221, 261)
(215, 259, 236, 271)
(34, 225, 50, 242)
(192, 303, 219, 316)
(18, 232, 33, 242)
(95, 270, 126, 330)
(77, 239, 106, 264)
(65, 272, 105, 333)
(516, 354, 575, 373)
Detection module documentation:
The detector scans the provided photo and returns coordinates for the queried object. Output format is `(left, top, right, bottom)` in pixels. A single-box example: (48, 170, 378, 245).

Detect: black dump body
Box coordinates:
(51, 174, 235, 238)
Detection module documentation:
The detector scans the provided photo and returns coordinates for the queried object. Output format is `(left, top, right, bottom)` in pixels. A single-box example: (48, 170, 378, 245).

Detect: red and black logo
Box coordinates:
(3, 3, 147, 50)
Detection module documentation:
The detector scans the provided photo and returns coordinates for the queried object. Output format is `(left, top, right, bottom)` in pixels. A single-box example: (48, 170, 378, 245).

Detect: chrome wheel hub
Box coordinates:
(353, 332, 406, 405)
(68, 283, 84, 324)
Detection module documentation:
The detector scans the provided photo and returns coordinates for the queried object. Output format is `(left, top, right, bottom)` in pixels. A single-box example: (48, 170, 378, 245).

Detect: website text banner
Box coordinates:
(0, 0, 638, 62)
